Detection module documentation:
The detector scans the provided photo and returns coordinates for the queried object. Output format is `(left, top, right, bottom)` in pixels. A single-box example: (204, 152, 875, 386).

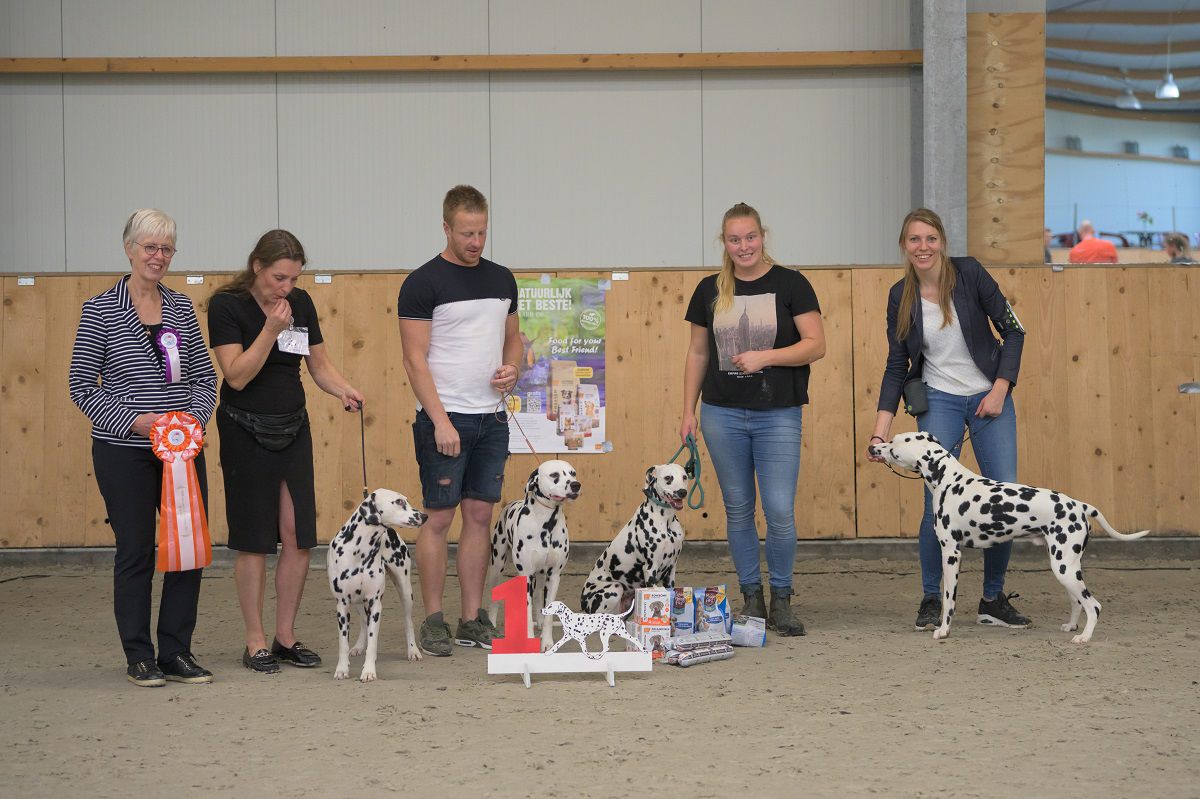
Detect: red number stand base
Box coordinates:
(486, 576, 652, 688)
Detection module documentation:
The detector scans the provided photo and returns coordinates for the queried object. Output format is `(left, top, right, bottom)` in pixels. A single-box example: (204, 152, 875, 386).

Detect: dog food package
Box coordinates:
(665, 643, 735, 667)
(692, 585, 732, 634)
(636, 587, 672, 626)
(558, 411, 584, 449)
(576, 383, 601, 431)
(730, 614, 767, 647)
(669, 587, 695, 636)
(635, 623, 672, 661)
(547, 360, 578, 421)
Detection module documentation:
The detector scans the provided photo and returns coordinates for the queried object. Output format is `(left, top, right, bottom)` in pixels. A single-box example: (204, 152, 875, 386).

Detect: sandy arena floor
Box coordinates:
(1, 546, 1197, 798)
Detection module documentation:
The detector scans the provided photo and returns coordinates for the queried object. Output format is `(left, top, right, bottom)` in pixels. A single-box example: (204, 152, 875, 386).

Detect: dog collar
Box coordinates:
(643, 488, 675, 510)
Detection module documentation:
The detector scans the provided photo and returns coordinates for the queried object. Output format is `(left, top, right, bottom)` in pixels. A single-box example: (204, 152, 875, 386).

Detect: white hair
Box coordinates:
(123, 208, 177, 247)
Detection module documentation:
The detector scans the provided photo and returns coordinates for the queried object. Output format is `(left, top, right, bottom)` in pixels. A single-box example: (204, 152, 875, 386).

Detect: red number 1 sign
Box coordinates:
(490, 575, 540, 654)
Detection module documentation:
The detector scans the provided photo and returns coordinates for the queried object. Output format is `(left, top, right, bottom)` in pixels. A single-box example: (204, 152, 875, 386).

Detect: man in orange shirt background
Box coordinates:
(1068, 220, 1119, 264)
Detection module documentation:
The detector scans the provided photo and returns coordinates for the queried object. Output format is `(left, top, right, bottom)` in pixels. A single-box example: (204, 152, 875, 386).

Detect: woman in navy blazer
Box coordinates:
(69, 209, 217, 687)
(865, 208, 1030, 632)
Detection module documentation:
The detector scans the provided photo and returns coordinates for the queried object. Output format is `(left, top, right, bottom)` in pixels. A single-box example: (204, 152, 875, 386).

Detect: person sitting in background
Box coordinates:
(1164, 232, 1197, 264)
(1044, 227, 1053, 264)
(1067, 220, 1118, 264)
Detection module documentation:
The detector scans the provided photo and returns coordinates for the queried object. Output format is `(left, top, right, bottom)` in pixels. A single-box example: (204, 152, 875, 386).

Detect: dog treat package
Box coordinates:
(636, 587, 672, 626)
(547, 360, 578, 422)
(669, 587, 695, 636)
(730, 614, 767, 647)
(625, 622, 671, 660)
(558, 411, 584, 450)
(576, 383, 601, 432)
(665, 643, 735, 667)
(692, 585, 732, 634)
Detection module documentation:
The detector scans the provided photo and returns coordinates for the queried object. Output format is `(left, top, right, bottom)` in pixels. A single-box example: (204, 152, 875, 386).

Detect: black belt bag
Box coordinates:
(221, 404, 307, 451)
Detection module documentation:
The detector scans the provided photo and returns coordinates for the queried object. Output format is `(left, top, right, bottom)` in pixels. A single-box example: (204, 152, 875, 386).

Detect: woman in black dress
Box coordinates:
(209, 230, 363, 673)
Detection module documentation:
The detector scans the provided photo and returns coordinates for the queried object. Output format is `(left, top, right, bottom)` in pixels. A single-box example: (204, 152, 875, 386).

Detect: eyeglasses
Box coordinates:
(134, 242, 178, 258)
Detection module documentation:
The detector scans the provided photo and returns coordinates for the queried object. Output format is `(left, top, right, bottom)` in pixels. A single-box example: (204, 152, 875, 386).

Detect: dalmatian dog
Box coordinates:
(326, 489, 428, 681)
(484, 460, 582, 652)
(869, 432, 1149, 643)
(580, 464, 689, 614)
(541, 600, 643, 659)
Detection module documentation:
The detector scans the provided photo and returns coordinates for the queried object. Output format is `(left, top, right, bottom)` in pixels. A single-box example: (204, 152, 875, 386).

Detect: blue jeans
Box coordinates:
(699, 403, 802, 590)
(917, 386, 1017, 599)
(412, 409, 510, 508)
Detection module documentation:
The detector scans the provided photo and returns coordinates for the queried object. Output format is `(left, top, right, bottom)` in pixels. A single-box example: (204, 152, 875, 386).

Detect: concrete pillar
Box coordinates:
(922, 0, 968, 255)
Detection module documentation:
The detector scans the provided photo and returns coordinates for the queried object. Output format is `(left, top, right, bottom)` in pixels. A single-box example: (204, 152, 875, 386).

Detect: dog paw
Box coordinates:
(1061, 623, 1078, 632)
(334, 665, 350, 680)
(407, 645, 422, 662)
(349, 645, 366, 657)
(1070, 633, 1091, 644)
(932, 628, 950, 640)
(359, 669, 377, 682)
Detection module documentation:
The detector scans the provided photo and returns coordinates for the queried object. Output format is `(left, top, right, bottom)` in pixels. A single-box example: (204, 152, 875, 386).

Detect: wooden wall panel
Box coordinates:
(5, 265, 1198, 549)
(966, 12, 1045, 265)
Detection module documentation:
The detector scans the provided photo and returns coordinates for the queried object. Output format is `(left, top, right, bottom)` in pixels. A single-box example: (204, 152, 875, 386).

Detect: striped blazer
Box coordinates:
(69, 275, 217, 447)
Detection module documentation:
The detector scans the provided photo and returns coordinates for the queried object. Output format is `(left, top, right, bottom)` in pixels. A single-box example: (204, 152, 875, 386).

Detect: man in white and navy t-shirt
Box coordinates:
(397, 185, 521, 657)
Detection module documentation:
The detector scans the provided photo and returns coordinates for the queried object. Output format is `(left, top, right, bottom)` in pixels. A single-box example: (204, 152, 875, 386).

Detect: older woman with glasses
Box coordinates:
(69, 209, 218, 687)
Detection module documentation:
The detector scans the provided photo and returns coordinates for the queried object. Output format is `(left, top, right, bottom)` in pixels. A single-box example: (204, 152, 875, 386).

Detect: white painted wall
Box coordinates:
(0, 0, 916, 271)
(1045, 109, 1200, 242)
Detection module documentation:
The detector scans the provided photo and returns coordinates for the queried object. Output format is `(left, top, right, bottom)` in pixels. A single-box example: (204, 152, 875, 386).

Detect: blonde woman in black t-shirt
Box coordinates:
(680, 203, 826, 636)
(209, 230, 363, 674)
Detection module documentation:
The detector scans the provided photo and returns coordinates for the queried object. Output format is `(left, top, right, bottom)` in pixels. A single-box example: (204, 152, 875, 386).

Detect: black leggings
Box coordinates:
(92, 441, 208, 665)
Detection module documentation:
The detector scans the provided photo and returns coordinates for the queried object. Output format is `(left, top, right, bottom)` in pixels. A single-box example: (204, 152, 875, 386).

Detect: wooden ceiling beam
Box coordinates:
(1046, 58, 1200, 81)
(1048, 11, 1200, 26)
(1047, 37, 1200, 56)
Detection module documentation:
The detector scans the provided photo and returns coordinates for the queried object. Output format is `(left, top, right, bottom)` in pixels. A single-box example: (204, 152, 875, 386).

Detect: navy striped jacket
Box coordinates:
(69, 276, 217, 447)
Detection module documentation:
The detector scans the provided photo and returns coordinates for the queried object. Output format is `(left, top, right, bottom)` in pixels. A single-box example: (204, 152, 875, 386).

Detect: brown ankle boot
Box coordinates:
(768, 587, 806, 636)
(739, 583, 767, 618)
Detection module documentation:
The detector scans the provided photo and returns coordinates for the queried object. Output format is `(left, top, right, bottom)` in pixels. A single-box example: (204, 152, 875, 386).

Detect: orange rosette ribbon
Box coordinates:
(150, 411, 211, 572)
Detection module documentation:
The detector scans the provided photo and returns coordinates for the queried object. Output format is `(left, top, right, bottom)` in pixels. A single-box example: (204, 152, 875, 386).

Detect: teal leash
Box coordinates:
(668, 434, 705, 510)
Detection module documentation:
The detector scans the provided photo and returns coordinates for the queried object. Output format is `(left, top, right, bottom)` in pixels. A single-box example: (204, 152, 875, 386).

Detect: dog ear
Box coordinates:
(926, 432, 941, 446)
(527, 468, 541, 495)
(643, 466, 656, 491)
(363, 492, 382, 526)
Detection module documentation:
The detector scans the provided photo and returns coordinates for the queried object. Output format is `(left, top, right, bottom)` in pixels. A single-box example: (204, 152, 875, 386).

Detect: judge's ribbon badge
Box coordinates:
(150, 411, 211, 572)
(154, 326, 183, 383)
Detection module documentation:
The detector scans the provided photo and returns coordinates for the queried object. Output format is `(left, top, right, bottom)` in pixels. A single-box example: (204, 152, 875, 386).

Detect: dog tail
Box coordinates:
(1086, 506, 1150, 540)
(621, 597, 638, 618)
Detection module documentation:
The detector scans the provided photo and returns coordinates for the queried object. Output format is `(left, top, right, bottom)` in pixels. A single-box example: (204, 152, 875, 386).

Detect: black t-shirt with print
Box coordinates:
(684, 265, 821, 408)
(208, 287, 324, 414)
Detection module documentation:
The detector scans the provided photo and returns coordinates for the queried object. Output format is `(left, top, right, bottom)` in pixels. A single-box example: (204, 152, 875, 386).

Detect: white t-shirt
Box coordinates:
(920, 298, 993, 397)
(396, 255, 518, 414)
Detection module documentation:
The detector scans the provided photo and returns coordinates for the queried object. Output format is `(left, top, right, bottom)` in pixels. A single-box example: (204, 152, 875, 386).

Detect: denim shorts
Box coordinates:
(412, 409, 510, 508)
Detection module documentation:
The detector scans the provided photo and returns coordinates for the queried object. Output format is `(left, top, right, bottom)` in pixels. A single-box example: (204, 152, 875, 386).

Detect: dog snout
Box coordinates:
(568, 481, 581, 495)
(414, 511, 429, 525)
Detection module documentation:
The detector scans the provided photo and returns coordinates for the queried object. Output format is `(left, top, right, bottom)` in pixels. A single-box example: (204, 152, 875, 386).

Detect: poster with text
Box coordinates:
(507, 278, 608, 454)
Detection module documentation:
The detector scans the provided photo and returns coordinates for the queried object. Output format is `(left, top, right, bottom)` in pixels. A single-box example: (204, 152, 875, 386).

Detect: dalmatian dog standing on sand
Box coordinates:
(327, 489, 428, 682)
(580, 463, 689, 614)
(484, 460, 581, 652)
(869, 432, 1148, 643)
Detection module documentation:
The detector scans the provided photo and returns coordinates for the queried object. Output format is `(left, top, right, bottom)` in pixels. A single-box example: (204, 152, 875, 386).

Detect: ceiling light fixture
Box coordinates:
(1116, 68, 1142, 110)
(1156, 11, 1181, 100)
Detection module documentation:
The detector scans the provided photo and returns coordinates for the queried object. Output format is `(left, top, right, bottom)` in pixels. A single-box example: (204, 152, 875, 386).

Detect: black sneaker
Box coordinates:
(242, 647, 281, 674)
(977, 592, 1031, 628)
(420, 612, 453, 657)
(271, 638, 322, 668)
(126, 659, 166, 687)
(158, 652, 213, 684)
(914, 595, 942, 631)
(455, 609, 498, 649)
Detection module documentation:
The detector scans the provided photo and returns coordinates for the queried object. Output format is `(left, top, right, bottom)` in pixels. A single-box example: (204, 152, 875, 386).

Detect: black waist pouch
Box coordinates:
(222, 404, 307, 451)
(903, 378, 928, 416)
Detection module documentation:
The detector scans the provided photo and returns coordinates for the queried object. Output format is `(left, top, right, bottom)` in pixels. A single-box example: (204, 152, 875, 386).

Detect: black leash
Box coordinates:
(357, 400, 368, 499)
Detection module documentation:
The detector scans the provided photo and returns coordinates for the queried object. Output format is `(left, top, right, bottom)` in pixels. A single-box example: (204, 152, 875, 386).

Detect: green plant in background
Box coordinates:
(1137, 210, 1154, 229)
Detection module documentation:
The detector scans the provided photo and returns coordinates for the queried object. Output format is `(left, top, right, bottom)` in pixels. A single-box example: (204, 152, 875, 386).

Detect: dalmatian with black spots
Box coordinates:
(484, 460, 582, 652)
(869, 432, 1149, 643)
(326, 489, 428, 682)
(541, 600, 643, 659)
(580, 464, 689, 614)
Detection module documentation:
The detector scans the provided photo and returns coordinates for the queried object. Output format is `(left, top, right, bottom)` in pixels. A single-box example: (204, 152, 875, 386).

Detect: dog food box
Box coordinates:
(636, 587, 672, 625)
(730, 614, 767, 647)
(693, 585, 732, 634)
(547, 360, 578, 421)
(576, 383, 601, 432)
(669, 587, 695, 636)
(626, 622, 671, 660)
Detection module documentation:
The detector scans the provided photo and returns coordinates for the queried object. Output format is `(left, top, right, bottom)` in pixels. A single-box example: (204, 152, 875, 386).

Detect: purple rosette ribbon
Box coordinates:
(155, 326, 183, 383)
